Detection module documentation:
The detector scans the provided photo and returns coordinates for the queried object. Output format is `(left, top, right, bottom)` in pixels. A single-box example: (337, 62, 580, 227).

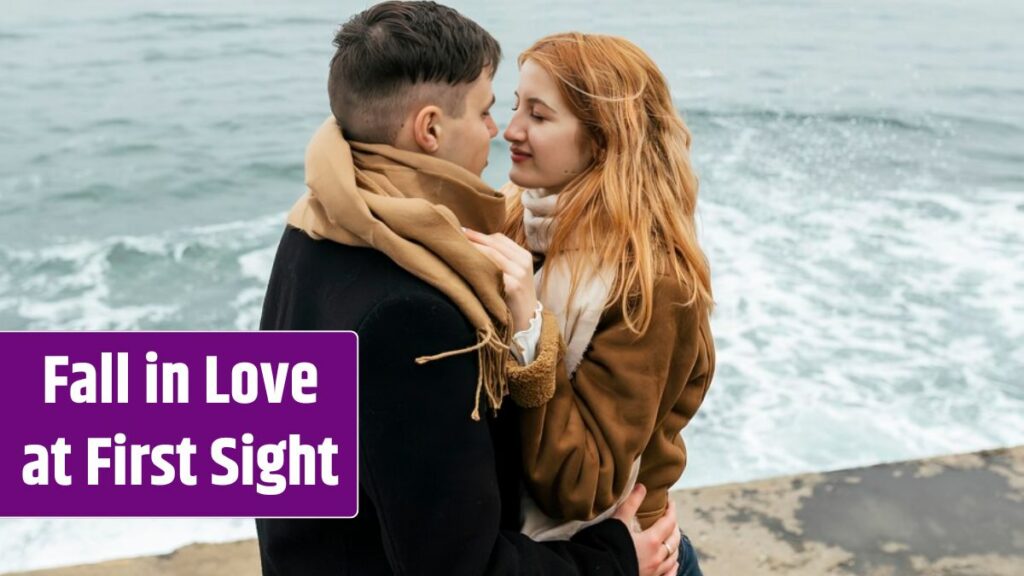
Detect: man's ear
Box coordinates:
(411, 105, 444, 154)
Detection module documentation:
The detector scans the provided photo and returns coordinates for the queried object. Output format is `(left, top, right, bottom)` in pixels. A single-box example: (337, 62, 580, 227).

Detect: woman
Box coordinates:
(465, 32, 715, 576)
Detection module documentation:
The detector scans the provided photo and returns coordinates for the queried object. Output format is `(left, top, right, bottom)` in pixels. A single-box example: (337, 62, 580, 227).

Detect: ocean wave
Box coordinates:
(49, 183, 121, 203)
(0, 31, 31, 41)
(266, 16, 327, 27)
(123, 11, 243, 24)
(238, 160, 303, 181)
(218, 45, 288, 60)
(124, 11, 205, 22)
(683, 107, 945, 134)
(89, 117, 136, 129)
(98, 142, 161, 157)
(120, 11, 256, 33)
(141, 49, 208, 64)
(682, 105, 1023, 144)
(0, 213, 284, 331)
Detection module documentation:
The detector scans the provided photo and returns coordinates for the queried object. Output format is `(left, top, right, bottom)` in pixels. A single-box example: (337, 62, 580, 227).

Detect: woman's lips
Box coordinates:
(510, 150, 532, 163)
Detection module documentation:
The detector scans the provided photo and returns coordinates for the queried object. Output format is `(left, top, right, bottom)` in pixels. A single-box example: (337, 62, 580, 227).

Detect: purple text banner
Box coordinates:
(0, 331, 358, 517)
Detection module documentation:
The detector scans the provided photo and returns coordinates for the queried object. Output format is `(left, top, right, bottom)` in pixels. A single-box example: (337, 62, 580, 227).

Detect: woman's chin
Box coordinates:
(508, 168, 546, 190)
(507, 171, 530, 189)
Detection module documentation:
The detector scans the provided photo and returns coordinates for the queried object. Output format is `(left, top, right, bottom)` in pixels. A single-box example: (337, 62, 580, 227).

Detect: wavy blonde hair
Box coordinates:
(504, 32, 713, 334)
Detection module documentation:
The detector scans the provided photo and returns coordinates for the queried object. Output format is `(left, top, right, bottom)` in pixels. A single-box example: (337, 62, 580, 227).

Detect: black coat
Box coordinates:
(255, 227, 639, 576)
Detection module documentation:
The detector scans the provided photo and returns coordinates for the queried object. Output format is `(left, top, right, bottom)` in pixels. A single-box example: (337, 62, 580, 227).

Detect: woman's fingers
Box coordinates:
(656, 531, 679, 576)
(468, 239, 514, 273)
(463, 228, 532, 273)
(657, 528, 682, 576)
(657, 526, 683, 576)
(655, 554, 679, 576)
(463, 227, 510, 256)
(466, 229, 539, 332)
(612, 484, 646, 526)
(648, 506, 678, 544)
(632, 503, 678, 576)
(665, 526, 681, 555)
(490, 232, 532, 263)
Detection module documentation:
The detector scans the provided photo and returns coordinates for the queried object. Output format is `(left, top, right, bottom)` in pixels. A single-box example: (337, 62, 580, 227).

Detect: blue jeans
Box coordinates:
(677, 533, 703, 576)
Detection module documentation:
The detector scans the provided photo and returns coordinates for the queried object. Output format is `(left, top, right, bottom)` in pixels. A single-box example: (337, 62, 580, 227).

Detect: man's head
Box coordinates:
(329, 1, 501, 175)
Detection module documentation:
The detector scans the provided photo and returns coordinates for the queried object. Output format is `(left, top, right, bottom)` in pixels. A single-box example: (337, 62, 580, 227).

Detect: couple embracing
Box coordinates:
(257, 2, 714, 575)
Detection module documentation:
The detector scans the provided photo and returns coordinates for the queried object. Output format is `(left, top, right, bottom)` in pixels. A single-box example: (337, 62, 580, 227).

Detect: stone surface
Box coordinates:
(6, 445, 1023, 575)
(3, 541, 260, 576)
(675, 445, 1024, 575)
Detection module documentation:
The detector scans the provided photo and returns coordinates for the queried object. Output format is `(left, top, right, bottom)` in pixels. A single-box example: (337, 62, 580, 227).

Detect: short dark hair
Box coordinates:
(328, 1, 501, 144)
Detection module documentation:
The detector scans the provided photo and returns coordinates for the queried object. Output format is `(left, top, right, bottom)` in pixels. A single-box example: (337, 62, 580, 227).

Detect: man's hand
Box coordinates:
(463, 228, 538, 333)
(613, 485, 682, 576)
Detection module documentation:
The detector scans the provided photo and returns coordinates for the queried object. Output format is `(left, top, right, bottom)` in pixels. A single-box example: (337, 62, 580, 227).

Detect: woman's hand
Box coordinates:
(463, 228, 538, 333)
(613, 484, 681, 576)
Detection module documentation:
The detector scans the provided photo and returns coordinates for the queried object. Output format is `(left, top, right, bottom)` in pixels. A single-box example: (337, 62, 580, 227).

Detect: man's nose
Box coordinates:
(486, 116, 499, 138)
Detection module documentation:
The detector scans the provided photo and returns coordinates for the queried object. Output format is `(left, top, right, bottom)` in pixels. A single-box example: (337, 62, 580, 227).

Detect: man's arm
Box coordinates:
(358, 292, 639, 575)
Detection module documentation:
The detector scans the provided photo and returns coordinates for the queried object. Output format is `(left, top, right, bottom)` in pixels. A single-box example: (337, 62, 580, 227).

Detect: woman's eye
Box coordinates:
(511, 103, 543, 121)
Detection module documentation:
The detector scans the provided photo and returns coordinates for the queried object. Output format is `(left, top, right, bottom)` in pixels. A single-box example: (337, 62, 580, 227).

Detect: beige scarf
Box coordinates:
(521, 188, 614, 378)
(289, 117, 512, 420)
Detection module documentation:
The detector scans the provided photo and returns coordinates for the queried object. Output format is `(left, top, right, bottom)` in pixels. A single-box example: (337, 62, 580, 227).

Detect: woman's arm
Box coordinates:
(465, 229, 714, 525)
(512, 279, 712, 522)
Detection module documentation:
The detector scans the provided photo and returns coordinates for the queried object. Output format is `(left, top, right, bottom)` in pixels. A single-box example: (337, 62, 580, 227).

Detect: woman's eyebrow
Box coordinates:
(513, 91, 558, 115)
(527, 97, 556, 113)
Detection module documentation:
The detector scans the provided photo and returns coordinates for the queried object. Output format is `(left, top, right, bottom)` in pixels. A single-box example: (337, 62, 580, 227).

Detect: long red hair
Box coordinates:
(504, 32, 713, 334)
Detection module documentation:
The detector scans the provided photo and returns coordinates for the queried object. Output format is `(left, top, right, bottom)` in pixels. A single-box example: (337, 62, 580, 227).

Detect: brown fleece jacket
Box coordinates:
(507, 276, 715, 530)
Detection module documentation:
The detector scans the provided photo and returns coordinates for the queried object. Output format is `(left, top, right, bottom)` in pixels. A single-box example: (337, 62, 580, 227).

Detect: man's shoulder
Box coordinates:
(356, 288, 470, 336)
(265, 226, 471, 333)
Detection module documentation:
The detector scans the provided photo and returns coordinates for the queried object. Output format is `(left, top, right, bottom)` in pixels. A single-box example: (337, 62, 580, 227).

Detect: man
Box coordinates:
(256, 2, 675, 574)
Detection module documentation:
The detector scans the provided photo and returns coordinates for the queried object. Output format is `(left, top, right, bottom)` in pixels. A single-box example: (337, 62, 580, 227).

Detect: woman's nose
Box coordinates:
(503, 118, 524, 143)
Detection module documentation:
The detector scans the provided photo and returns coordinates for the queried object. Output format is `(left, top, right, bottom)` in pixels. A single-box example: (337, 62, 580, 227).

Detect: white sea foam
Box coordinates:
(237, 244, 277, 283)
(678, 185, 1024, 489)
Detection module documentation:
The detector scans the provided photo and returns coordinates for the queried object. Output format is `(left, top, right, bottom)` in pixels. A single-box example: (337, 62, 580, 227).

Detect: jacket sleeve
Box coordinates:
(511, 279, 714, 525)
(358, 292, 639, 576)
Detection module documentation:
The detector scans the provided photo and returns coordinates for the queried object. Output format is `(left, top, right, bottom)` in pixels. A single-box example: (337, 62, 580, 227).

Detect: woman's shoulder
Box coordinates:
(636, 274, 710, 340)
(597, 274, 709, 337)
(651, 273, 708, 311)
(648, 275, 714, 363)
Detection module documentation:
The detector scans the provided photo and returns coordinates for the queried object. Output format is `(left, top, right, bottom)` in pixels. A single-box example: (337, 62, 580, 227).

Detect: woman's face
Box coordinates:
(504, 59, 593, 192)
